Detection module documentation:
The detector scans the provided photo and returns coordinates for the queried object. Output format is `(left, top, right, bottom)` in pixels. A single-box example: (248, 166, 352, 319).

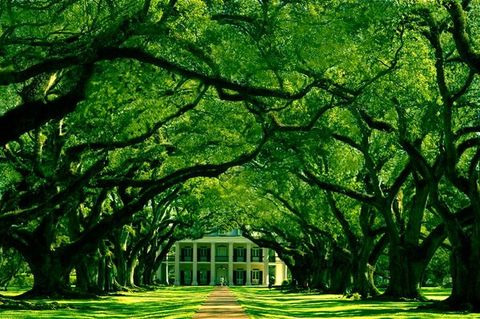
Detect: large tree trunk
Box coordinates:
(112, 229, 128, 287)
(382, 183, 429, 301)
(24, 253, 72, 297)
(133, 260, 144, 286)
(151, 240, 176, 284)
(142, 255, 156, 286)
(142, 242, 162, 286)
(327, 251, 352, 294)
(289, 264, 310, 289)
(383, 242, 424, 300)
(350, 235, 379, 297)
(310, 266, 328, 291)
(445, 223, 480, 311)
(7, 222, 75, 297)
(127, 258, 138, 287)
(115, 253, 128, 287)
(97, 242, 119, 293)
(75, 256, 98, 293)
(143, 265, 154, 286)
(97, 252, 106, 292)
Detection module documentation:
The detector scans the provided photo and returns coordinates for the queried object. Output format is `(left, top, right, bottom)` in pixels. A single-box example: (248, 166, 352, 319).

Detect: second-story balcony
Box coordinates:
(251, 256, 263, 262)
(198, 255, 210, 262)
(215, 255, 228, 262)
(234, 256, 246, 262)
(234, 247, 246, 262)
(181, 255, 193, 262)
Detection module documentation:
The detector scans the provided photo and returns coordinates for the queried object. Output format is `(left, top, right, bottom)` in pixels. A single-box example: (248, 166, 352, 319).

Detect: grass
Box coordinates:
(232, 287, 480, 319)
(2, 286, 479, 318)
(0, 286, 213, 319)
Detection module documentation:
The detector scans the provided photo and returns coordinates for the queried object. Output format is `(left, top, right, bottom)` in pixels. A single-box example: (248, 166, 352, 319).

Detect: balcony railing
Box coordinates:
(198, 256, 210, 262)
(251, 256, 262, 262)
(181, 256, 192, 262)
(215, 255, 228, 262)
(234, 256, 246, 262)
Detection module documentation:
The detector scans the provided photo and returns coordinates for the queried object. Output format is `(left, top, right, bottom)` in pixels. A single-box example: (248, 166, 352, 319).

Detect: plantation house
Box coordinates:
(157, 230, 288, 286)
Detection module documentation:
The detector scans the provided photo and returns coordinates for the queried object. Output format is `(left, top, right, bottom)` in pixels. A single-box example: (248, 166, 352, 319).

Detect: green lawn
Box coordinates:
(0, 286, 213, 319)
(2, 287, 480, 319)
(232, 287, 480, 319)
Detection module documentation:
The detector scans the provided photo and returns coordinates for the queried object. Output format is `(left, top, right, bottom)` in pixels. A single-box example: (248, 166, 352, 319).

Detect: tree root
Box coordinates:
(370, 293, 429, 302)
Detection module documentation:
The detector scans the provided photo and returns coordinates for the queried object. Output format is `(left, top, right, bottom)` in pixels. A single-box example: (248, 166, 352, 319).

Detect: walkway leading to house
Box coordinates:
(193, 286, 249, 319)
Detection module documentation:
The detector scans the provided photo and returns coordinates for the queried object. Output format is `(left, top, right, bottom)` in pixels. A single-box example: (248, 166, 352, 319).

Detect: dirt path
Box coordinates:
(192, 286, 249, 319)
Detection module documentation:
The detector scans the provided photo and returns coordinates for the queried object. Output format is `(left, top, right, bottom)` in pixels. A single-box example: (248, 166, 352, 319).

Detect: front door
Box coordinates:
(216, 266, 227, 285)
(199, 270, 208, 285)
(183, 270, 192, 285)
(252, 270, 261, 285)
(235, 270, 245, 285)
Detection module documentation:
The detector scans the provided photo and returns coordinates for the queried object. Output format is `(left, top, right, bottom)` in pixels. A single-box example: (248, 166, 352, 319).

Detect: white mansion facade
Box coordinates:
(157, 230, 288, 286)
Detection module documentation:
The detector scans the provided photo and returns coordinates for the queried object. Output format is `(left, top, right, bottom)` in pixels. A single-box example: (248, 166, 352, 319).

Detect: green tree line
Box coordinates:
(0, 0, 479, 312)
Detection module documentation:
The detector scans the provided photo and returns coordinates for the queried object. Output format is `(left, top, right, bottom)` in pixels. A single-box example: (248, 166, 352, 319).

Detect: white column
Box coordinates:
(174, 242, 180, 285)
(263, 247, 269, 286)
(192, 242, 198, 286)
(156, 264, 163, 282)
(165, 253, 169, 284)
(284, 263, 288, 282)
(210, 243, 216, 285)
(275, 261, 284, 285)
(228, 242, 234, 285)
(246, 243, 251, 285)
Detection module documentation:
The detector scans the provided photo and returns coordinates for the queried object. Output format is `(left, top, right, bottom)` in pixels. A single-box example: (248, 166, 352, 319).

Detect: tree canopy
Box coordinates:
(1, 0, 480, 312)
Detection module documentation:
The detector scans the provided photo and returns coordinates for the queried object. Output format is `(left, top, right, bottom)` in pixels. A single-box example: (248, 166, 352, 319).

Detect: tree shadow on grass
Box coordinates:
(0, 287, 212, 319)
(3, 299, 201, 319)
(243, 299, 403, 318)
(237, 291, 474, 318)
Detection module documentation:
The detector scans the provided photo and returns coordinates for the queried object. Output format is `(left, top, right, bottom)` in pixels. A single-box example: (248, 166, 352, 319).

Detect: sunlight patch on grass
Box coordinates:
(0, 286, 213, 319)
(420, 287, 452, 301)
(232, 287, 479, 319)
(1, 288, 28, 297)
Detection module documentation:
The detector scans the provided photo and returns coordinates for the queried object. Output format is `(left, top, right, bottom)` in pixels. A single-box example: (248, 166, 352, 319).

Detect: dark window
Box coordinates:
(216, 245, 228, 262)
(268, 249, 275, 262)
(198, 247, 210, 262)
(251, 248, 262, 262)
(181, 247, 193, 261)
(234, 248, 246, 262)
